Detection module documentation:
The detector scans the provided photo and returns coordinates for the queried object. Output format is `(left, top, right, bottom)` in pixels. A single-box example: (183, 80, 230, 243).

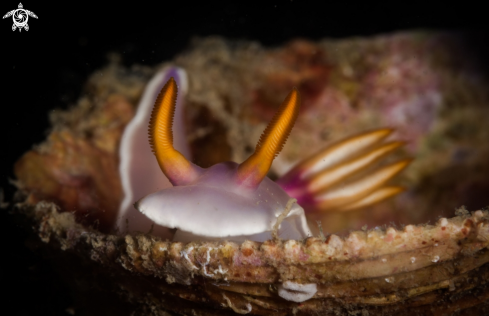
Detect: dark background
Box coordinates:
(1, 1, 488, 314)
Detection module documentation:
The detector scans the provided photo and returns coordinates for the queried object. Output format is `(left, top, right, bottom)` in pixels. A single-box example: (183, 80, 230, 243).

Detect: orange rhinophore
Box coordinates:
(237, 88, 301, 189)
(148, 77, 202, 185)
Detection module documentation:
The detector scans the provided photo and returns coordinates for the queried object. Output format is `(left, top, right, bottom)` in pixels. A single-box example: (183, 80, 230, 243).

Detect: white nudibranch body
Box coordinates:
(136, 162, 312, 242)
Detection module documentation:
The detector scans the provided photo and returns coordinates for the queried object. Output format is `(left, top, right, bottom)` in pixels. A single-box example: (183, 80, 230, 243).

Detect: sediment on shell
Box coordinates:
(13, 199, 489, 315)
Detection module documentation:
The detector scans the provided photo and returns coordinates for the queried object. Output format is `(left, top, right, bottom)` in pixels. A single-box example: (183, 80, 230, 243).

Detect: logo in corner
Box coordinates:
(3, 3, 37, 32)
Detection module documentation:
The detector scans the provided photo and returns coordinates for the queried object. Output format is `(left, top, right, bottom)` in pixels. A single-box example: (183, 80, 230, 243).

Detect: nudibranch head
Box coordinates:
(136, 77, 311, 242)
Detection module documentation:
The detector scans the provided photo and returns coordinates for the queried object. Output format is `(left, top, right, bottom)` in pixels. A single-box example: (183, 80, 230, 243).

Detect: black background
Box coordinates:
(1, 1, 488, 315)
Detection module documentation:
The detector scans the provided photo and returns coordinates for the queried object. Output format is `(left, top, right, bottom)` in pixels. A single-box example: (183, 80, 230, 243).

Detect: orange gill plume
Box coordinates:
(277, 129, 411, 212)
(148, 77, 201, 185)
(237, 88, 301, 189)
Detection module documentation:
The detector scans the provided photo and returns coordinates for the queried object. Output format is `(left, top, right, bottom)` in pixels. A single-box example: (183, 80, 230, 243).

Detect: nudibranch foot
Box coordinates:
(277, 129, 411, 212)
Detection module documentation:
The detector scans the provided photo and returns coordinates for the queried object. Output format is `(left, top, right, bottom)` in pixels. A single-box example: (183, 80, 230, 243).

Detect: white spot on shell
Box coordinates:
(385, 277, 395, 283)
(278, 281, 317, 302)
(381, 258, 387, 263)
(432, 256, 440, 263)
(411, 257, 416, 263)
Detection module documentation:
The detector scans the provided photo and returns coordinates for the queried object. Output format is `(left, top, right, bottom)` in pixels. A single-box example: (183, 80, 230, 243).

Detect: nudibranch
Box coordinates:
(136, 76, 312, 242)
(119, 67, 410, 242)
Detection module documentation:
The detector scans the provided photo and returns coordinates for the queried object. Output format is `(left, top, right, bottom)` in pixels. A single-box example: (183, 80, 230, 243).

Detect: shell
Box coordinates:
(19, 201, 489, 315)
